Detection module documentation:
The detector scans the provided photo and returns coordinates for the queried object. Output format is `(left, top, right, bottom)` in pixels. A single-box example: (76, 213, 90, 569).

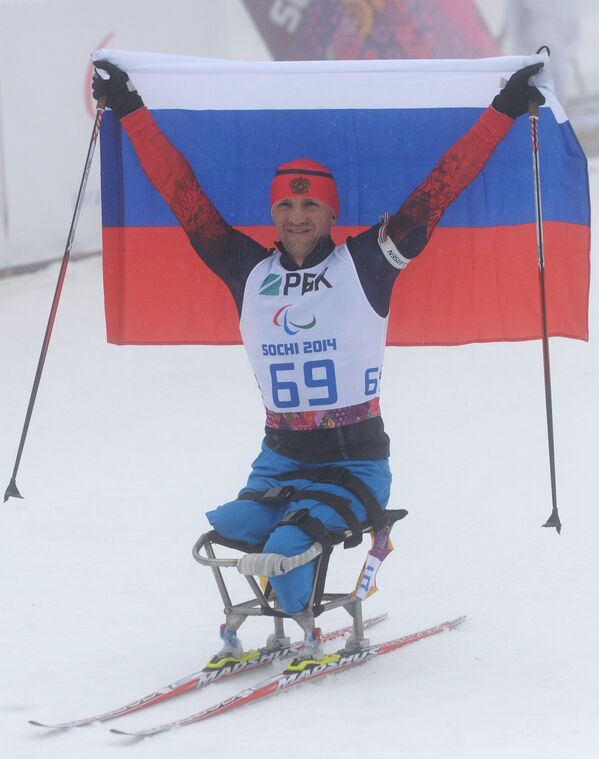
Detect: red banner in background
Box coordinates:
(242, 0, 499, 60)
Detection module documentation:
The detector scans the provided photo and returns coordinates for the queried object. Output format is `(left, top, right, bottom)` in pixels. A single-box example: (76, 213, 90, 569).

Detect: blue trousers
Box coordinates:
(206, 444, 392, 614)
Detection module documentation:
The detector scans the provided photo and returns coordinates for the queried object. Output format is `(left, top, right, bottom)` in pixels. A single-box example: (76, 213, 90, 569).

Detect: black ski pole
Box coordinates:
(4, 97, 106, 503)
(528, 95, 561, 534)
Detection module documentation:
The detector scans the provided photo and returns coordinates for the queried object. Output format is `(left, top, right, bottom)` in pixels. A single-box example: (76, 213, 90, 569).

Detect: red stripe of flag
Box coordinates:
(102, 221, 588, 346)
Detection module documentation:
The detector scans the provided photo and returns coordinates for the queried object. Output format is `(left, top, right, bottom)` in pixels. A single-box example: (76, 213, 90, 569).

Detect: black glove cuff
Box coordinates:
(111, 91, 145, 119)
(491, 92, 517, 120)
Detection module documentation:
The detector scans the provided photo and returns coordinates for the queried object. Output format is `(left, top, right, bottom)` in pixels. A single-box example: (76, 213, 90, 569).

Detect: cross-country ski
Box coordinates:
(28, 614, 386, 730)
(110, 617, 465, 738)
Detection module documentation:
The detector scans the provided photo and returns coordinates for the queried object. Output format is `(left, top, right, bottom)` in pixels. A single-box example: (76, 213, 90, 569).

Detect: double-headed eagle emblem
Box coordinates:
(290, 177, 311, 194)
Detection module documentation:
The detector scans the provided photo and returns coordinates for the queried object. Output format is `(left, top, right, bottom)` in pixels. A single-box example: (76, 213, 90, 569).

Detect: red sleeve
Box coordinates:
(387, 106, 513, 253)
(120, 108, 271, 310)
(121, 107, 230, 252)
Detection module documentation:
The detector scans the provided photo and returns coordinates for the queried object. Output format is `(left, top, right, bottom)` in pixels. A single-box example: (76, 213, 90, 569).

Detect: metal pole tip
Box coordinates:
(3, 479, 23, 502)
(542, 513, 562, 534)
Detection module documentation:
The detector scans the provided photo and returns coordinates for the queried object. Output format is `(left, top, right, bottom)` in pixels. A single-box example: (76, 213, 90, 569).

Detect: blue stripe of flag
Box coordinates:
(100, 108, 589, 229)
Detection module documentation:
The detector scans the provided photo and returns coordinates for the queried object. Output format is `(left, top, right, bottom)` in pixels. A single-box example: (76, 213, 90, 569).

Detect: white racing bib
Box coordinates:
(240, 244, 388, 416)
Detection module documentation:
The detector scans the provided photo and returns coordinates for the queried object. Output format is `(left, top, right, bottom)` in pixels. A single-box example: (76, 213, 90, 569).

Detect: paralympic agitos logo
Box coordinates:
(273, 305, 317, 335)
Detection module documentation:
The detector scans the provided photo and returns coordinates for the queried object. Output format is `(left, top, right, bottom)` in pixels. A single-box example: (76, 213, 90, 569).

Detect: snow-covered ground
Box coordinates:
(1, 158, 597, 758)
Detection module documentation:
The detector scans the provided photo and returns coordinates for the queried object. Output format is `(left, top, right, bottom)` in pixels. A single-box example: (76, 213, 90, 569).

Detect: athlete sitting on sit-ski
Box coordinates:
(93, 60, 544, 662)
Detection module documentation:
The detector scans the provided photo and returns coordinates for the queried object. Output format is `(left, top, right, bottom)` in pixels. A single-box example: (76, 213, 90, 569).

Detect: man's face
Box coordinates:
(272, 197, 336, 264)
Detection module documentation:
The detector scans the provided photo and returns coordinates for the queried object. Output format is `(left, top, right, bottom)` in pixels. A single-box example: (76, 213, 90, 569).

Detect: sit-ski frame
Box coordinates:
(192, 508, 407, 652)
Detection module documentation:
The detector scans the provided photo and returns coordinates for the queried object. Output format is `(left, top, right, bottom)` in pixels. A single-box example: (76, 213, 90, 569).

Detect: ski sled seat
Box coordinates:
(192, 466, 407, 656)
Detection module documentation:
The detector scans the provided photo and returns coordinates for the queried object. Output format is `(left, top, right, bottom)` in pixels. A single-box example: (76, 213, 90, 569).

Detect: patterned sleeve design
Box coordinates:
(386, 106, 513, 256)
(348, 106, 513, 317)
(121, 108, 269, 311)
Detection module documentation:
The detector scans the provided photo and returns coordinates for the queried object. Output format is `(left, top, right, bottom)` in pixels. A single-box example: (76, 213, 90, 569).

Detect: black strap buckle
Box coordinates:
(279, 507, 310, 527)
(278, 508, 334, 546)
(261, 485, 296, 504)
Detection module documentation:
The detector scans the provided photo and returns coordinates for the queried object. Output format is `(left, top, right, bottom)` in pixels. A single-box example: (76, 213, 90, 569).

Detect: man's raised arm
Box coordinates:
(92, 61, 264, 289)
(382, 63, 545, 262)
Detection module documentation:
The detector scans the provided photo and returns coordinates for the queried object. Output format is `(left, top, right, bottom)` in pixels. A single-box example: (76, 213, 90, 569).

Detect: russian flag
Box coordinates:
(95, 51, 590, 346)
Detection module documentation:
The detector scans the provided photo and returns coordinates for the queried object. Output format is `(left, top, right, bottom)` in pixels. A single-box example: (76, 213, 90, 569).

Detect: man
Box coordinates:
(93, 60, 544, 660)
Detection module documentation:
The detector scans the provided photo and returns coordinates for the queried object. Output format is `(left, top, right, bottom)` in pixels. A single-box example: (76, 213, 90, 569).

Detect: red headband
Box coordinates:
(270, 158, 339, 218)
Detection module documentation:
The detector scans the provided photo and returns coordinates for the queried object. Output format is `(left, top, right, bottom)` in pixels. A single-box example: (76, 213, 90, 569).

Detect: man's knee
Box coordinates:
(206, 499, 281, 546)
(263, 523, 313, 558)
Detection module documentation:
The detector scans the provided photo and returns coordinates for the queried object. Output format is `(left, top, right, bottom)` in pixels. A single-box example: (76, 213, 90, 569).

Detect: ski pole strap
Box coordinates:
(238, 487, 363, 548)
(277, 466, 387, 533)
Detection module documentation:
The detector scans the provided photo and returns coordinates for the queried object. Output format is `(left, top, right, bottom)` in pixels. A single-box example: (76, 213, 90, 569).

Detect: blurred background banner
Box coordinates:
(0, 0, 257, 273)
(241, 0, 499, 59)
(0, 0, 597, 275)
(96, 52, 589, 347)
